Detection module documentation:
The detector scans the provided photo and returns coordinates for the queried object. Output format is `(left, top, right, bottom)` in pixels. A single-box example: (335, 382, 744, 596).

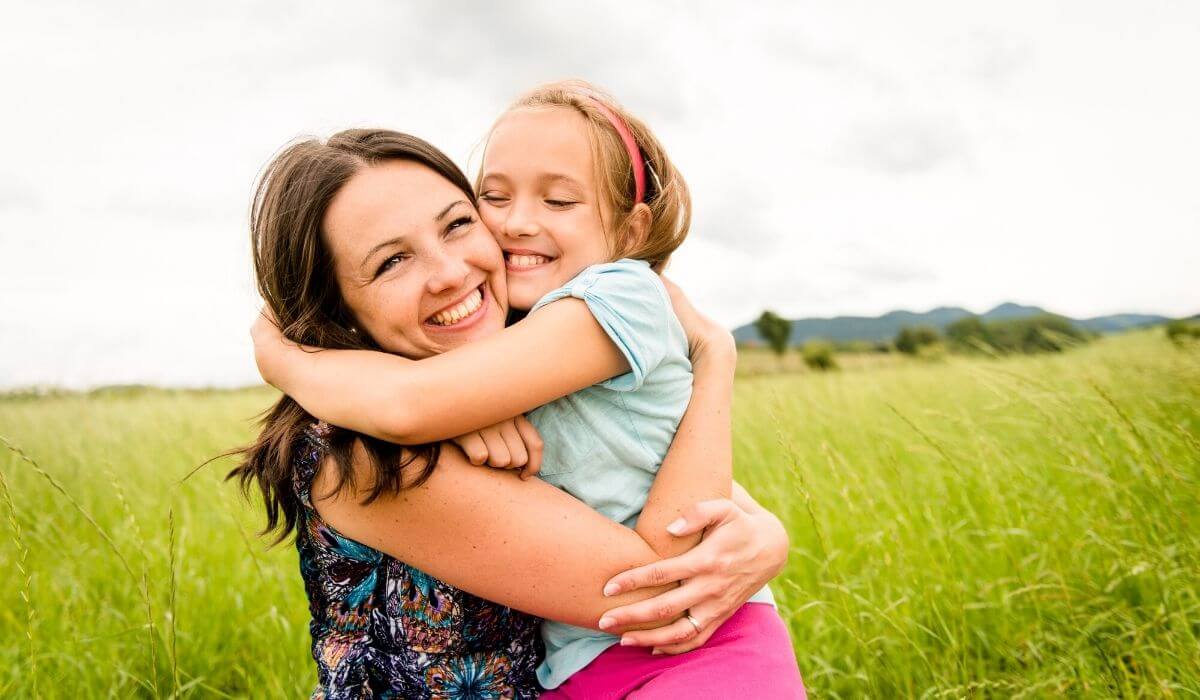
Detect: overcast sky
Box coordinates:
(2, 1, 1198, 388)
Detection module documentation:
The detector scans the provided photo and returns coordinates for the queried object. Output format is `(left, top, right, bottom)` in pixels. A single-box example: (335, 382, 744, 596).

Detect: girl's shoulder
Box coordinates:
(531, 258, 666, 315)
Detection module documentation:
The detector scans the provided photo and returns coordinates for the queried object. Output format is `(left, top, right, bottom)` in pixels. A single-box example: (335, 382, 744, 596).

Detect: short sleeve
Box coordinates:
(530, 260, 671, 392)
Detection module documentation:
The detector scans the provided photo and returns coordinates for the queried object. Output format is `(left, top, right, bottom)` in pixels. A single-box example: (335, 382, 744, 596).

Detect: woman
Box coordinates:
(234, 129, 790, 698)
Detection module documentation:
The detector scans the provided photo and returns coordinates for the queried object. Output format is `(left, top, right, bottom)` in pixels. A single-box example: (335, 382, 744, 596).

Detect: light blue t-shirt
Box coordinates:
(526, 259, 774, 689)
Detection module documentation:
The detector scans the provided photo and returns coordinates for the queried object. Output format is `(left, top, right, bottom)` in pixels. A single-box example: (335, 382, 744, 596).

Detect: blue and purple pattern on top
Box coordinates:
(293, 423, 543, 699)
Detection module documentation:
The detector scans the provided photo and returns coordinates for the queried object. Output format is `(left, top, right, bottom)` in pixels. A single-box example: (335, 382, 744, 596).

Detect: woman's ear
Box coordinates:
(623, 202, 653, 254)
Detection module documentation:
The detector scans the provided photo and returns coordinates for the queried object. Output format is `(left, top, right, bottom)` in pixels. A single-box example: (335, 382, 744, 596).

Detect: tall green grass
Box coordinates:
(1, 331, 1197, 697)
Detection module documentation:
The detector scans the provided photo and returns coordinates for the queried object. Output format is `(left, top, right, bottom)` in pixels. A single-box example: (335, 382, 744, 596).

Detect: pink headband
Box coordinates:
(577, 93, 648, 204)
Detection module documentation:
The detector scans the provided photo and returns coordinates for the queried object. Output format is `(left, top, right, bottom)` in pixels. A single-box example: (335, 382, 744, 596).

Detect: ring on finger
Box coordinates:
(684, 611, 703, 634)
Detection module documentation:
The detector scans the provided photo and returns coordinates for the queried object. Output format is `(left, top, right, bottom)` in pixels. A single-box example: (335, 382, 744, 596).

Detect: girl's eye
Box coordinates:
(376, 254, 408, 277)
(478, 192, 509, 206)
(545, 199, 577, 208)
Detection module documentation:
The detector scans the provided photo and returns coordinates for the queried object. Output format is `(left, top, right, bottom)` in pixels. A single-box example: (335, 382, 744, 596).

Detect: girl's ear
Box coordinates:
(622, 202, 653, 254)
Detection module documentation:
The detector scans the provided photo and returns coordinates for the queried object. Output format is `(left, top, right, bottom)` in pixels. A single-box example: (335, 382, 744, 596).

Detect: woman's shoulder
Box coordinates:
(292, 420, 333, 509)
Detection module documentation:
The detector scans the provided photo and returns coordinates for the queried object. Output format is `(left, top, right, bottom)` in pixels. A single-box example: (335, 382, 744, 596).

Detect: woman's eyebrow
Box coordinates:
(360, 235, 406, 271)
(435, 199, 470, 222)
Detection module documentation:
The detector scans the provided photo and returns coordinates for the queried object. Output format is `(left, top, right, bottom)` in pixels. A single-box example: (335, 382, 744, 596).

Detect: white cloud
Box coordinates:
(2, 0, 1198, 388)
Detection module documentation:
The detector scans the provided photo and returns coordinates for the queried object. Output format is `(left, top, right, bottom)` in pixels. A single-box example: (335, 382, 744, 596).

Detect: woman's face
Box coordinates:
(322, 160, 509, 359)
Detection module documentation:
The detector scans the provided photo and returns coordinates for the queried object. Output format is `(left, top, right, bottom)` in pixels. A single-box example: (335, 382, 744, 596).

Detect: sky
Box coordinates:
(1, 0, 1198, 388)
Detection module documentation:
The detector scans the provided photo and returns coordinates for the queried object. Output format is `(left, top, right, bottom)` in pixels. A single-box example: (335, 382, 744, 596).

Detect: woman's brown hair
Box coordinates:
(479, 80, 693, 272)
(228, 129, 476, 543)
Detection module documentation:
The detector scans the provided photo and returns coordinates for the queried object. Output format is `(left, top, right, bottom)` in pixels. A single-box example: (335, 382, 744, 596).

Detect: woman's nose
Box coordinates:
(426, 249, 470, 295)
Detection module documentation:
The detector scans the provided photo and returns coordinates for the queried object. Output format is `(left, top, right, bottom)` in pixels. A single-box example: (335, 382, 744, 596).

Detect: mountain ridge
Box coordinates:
(732, 303, 1174, 345)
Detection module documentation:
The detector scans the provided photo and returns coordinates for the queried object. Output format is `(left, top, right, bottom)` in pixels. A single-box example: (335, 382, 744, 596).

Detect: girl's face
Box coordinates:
(477, 106, 613, 311)
(322, 160, 509, 359)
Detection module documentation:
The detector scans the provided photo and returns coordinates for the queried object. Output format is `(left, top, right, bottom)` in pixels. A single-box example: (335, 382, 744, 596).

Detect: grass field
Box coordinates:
(1, 330, 1197, 697)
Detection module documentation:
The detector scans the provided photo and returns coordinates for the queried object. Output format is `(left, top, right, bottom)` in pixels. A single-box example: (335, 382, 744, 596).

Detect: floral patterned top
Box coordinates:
(294, 423, 544, 699)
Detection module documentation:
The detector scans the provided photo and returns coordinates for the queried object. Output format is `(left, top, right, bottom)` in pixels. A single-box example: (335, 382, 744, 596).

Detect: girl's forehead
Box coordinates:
(484, 106, 594, 175)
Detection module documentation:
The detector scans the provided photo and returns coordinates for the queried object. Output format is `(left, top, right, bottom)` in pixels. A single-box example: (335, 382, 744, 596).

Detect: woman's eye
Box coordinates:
(446, 215, 475, 235)
(376, 254, 407, 277)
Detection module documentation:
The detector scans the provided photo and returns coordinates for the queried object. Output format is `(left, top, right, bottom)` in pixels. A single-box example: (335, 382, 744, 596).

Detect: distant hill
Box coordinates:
(733, 303, 1171, 346)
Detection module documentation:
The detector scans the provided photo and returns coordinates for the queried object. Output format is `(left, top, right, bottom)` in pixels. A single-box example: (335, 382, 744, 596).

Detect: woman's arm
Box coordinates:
(600, 485, 790, 652)
(316, 443, 673, 632)
(253, 299, 627, 443)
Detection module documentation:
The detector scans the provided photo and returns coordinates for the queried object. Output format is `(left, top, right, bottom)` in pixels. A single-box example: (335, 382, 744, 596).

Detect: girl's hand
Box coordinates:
(452, 416, 543, 480)
(598, 497, 789, 654)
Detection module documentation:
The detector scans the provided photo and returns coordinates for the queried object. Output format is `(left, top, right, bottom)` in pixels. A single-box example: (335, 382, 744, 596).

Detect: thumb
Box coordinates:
(665, 499, 736, 537)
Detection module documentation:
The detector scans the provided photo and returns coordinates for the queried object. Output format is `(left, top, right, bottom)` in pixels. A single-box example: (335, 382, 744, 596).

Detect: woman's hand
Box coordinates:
(452, 416, 543, 479)
(250, 306, 290, 387)
(598, 496, 789, 654)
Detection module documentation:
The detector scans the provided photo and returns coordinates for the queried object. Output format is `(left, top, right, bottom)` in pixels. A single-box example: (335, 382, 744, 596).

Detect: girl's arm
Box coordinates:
(253, 298, 627, 444)
(633, 283, 736, 558)
(317, 442, 674, 632)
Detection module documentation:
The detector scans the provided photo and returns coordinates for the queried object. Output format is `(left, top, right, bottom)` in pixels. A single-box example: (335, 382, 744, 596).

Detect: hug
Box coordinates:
(232, 80, 806, 699)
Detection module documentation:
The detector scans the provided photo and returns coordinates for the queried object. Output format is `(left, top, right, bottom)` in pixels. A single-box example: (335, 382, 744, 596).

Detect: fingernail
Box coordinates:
(651, 649, 663, 655)
(620, 637, 634, 646)
(666, 518, 686, 535)
(598, 616, 615, 630)
(603, 582, 619, 596)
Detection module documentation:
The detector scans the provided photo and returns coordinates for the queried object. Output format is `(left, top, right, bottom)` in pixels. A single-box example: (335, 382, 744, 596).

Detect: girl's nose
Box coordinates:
(504, 198, 542, 239)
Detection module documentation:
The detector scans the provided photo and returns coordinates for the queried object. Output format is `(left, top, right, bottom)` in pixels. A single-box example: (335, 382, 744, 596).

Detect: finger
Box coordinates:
(652, 609, 732, 655)
(598, 584, 705, 632)
(603, 554, 714, 598)
(498, 420, 528, 470)
(454, 433, 489, 466)
(514, 416, 543, 479)
(665, 499, 737, 537)
(479, 427, 511, 469)
(615, 616, 700, 649)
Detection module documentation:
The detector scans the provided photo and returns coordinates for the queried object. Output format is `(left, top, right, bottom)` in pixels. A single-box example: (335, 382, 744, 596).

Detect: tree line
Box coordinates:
(752, 311, 1105, 366)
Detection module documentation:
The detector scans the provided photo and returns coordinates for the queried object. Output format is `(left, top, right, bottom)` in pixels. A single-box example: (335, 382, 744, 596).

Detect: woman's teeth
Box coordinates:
(509, 254, 549, 268)
(430, 287, 483, 326)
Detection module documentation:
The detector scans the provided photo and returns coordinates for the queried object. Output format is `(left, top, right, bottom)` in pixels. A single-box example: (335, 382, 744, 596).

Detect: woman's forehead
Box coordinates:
(325, 161, 462, 249)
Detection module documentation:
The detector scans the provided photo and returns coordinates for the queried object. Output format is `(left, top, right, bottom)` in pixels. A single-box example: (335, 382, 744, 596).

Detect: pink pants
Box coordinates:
(540, 603, 806, 699)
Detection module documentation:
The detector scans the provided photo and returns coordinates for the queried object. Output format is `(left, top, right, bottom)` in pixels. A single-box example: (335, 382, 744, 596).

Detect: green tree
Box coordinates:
(895, 325, 940, 355)
(945, 316, 991, 352)
(1166, 319, 1200, 345)
(755, 310, 792, 356)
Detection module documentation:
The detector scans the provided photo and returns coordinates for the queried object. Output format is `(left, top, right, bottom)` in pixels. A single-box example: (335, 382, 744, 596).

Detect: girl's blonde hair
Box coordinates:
(481, 80, 692, 272)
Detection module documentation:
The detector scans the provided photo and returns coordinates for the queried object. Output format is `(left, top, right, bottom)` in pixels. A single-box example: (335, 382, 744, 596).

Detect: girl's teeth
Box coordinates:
(510, 254, 548, 267)
(432, 288, 483, 326)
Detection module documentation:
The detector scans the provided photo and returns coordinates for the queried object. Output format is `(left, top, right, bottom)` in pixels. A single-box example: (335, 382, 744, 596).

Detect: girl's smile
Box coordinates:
(478, 106, 614, 311)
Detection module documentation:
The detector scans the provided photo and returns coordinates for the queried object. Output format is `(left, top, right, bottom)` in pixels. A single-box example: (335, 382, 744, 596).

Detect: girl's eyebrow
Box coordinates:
(540, 174, 585, 190)
(359, 199, 470, 270)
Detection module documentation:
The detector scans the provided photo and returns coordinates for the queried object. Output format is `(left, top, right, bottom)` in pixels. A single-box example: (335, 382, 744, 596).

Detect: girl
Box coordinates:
(254, 82, 805, 697)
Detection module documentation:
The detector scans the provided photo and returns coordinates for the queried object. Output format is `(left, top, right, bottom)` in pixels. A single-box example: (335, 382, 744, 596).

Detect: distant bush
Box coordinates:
(834, 339, 887, 354)
(947, 314, 1089, 354)
(755, 310, 792, 356)
(895, 325, 941, 355)
(1165, 319, 1200, 345)
(802, 339, 838, 371)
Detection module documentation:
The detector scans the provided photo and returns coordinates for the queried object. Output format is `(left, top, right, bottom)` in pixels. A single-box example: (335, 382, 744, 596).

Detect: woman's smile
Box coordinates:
(424, 282, 490, 329)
